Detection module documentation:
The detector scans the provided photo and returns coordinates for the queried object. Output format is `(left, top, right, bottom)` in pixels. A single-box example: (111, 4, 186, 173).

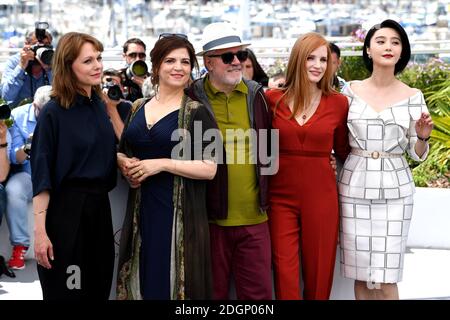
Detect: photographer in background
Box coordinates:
(0, 119, 15, 279)
(121, 38, 149, 102)
(329, 42, 347, 91)
(102, 69, 132, 140)
(4, 85, 52, 270)
(0, 116, 12, 227)
(1, 22, 53, 108)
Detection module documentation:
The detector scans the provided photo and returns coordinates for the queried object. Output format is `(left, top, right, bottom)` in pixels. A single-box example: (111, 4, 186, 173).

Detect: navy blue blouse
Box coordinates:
(31, 92, 117, 196)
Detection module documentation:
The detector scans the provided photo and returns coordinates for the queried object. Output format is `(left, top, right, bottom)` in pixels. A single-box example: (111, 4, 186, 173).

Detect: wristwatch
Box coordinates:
(417, 135, 430, 142)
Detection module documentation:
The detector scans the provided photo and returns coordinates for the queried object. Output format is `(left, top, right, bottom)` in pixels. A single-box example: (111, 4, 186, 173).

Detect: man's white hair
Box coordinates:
(33, 85, 53, 108)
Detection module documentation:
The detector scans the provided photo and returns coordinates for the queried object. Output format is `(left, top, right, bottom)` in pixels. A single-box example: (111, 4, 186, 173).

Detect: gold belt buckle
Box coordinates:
(371, 151, 380, 159)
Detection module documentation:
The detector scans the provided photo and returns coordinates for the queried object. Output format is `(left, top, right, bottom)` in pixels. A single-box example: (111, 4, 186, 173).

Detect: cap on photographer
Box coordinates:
(1, 22, 53, 108)
(121, 38, 149, 102)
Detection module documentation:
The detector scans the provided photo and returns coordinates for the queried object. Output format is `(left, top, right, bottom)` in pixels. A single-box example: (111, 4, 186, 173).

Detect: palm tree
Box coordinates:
(412, 78, 450, 187)
(424, 78, 450, 146)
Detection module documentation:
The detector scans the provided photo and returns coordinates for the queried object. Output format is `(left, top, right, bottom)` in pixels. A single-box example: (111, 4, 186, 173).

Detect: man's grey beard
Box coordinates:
(222, 73, 242, 87)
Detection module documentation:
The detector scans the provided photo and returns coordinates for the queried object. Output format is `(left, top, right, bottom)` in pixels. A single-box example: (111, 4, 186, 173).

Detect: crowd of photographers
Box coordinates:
(0, 23, 149, 274)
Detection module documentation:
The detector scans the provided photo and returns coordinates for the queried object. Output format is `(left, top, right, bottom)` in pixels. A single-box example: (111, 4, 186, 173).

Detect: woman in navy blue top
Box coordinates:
(116, 35, 218, 300)
(31, 32, 117, 300)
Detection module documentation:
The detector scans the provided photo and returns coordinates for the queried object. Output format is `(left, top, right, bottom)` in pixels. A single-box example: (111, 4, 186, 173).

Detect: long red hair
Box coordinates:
(276, 32, 335, 118)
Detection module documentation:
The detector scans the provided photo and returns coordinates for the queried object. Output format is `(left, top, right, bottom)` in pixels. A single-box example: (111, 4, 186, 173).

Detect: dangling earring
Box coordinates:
(153, 83, 160, 101)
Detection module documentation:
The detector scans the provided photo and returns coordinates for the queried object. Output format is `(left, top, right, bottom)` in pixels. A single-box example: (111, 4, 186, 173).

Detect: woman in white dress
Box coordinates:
(338, 19, 434, 300)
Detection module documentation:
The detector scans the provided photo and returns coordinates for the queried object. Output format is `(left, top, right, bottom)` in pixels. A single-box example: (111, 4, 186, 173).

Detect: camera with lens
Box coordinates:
(120, 60, 149, 102)
(0, 104, 11, 120)
(30, 22, 54, 66)
(102, 77, 124, 101)
(125, 60, 148, 80)
(23, 135, 33, 157)
(0, 104, 14, 128)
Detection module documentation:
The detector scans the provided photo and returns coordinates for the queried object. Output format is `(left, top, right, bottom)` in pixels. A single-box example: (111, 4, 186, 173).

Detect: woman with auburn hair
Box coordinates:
(265, 32, 350, 299)
(31, 32, 117, 299)
(338, 20, 433, 300)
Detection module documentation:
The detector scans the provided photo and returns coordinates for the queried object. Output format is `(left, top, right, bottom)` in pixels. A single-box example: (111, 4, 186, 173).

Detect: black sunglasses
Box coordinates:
(127, 52, 146, 59)
(158, 33, 188, 40)
(206, 50, 249, 64)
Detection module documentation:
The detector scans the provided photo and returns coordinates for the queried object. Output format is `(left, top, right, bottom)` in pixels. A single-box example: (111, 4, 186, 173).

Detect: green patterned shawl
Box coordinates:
(116, 94, 212, 300)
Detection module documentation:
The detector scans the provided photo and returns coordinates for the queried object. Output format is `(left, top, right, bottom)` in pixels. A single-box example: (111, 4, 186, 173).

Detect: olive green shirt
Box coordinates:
(205, 77, 267, 226)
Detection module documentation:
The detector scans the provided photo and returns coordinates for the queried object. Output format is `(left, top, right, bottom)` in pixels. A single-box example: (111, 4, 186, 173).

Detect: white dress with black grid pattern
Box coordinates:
(337, 81, 429, 283)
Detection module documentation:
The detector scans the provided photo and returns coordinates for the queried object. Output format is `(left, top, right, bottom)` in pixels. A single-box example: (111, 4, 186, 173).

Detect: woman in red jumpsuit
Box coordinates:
(266, 33, 350, 300)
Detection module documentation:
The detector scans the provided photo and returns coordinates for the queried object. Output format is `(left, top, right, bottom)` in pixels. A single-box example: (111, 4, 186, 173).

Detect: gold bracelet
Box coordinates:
(34, 209, 47, 216)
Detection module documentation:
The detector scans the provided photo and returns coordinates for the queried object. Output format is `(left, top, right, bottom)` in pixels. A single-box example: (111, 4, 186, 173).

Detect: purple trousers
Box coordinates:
(209, 222, 273, 300)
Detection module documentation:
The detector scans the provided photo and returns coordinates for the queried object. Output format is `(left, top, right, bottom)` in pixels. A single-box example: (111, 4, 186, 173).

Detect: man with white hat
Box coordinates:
(186, 22, 273, 300)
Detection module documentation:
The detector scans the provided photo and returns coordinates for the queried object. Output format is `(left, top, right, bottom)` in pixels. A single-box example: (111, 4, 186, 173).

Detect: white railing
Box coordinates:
(1, 40, 450, 62)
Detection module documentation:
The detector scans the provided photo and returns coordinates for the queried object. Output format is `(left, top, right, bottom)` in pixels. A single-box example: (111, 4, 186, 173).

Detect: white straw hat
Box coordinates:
(196, 22, 251, 56)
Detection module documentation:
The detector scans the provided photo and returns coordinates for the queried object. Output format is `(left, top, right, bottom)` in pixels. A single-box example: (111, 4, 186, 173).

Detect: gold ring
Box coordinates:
(139, 170, 143, 176)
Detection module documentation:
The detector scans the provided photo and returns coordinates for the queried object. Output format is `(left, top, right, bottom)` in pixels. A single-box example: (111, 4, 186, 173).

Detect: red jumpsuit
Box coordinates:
(266, 89, 350, 300)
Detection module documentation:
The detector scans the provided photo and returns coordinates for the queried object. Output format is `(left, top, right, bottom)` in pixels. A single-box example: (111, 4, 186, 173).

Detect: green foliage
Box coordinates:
(425, 78, 450, 148)
(265, 58, 288, 78)
(398, 58, 450, 96)
(431, 113, 450, 146)
(336, 36, 370, 81)
(412, 142, 450, 187)
(423, 77, 450, 117)
(339, 55, 370, 81)
(406, 67, 450, 187)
